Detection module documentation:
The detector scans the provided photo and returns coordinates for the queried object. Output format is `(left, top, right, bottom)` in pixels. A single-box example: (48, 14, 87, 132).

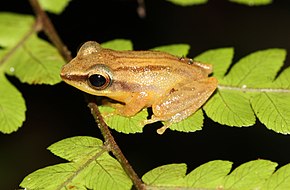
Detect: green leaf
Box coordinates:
(204, 90, 256, 127)
(21, 163, 86, 190)
(223, 160, 277, 189)
(168, 109, 204, 133)
(101, 39, 133, 51)
(81, 154, 132, 190)
(184, 160, 232, 188)
(263, 163, 290, 189)
(0, 12, 34, 47)
(0, 73, 26, 134)
(20, 136, 132, 190)
(99, 106, 147, 134)
(20, 141, 290, 190)
(194, 48, 234, 79)
(203, 49, 290, 134)
(222, 49, 286, 87)
(3, 35, 65, 85)
(229, 0, 272, 6)
(48, 136, 104, 161)
(0, 13, 65, 133)
(0, 13, 65, 85)
(166, 0, 208, 6)
(152, 44, 190, 57)
(273, 67, 290, 88)
(251, 93, 290, 134)
(142, 160, 281, 189)
(39, 0, 71, 14)
(142, 164, 187, 186)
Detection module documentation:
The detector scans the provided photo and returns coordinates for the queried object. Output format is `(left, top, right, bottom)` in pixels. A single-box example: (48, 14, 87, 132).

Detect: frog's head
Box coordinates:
(60, 41, 114, 96)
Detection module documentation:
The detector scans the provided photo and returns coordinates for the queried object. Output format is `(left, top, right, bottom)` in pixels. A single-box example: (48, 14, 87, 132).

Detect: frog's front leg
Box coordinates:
(114, 92, 150, 117)
(147, 77, 218, 134)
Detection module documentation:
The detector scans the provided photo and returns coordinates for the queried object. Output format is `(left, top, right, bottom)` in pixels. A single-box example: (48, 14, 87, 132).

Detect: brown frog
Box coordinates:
(60, 41, 218, 134)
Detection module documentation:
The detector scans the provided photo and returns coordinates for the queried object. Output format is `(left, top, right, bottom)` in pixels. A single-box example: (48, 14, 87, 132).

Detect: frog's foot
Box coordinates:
(142, 115, 161, 125)
(142, 116, 171, 135)
(156, 124, 170, 135)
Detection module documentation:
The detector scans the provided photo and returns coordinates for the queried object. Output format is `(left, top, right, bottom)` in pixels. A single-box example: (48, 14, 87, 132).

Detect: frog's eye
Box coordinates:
(88, 73, 111, 90)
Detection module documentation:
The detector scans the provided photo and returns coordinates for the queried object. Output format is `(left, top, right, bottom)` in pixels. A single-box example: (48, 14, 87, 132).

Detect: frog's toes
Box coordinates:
(141, 116, 161, 126)
(157, 125, 169, 135)
(141, 118, 171, 135)
(141, 119, 155, 126)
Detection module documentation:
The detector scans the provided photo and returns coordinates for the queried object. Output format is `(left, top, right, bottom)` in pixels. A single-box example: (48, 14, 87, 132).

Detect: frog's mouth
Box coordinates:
(60, 73, 89, 92)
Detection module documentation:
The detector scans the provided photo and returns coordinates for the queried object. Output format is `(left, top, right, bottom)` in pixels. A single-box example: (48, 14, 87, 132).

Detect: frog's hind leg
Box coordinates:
(148, 77, 218, 134)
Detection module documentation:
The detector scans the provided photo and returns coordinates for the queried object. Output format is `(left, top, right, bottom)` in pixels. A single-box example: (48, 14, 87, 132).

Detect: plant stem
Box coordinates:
(218, 84, 290, 93)
(88, 97, 145, 190)
(28, 0, 72, 62)
(137, 0, 146, 18)
(28, 1, 145, 189)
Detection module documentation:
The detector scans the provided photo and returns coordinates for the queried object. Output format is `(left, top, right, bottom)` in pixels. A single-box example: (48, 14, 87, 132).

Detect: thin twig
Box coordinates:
(87, 96, 145, 190)
(28, 1, 145, 189)
(137, 0, 146, 18)
(28, 0, 72, 62)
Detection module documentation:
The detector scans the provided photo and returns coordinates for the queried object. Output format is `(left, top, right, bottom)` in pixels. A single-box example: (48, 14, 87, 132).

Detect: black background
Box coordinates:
(1, 0, 290, 189)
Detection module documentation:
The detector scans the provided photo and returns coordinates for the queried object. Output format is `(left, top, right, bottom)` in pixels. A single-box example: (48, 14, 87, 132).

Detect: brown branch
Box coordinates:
(28, 0, 72, 62)
(137, 0, 146, 18)
(28, 1, 145, 189)
(87, 96, 145, 190)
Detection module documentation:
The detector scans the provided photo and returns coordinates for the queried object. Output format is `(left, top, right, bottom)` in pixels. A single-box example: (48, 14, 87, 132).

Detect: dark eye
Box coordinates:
(88, 74, 111, 90)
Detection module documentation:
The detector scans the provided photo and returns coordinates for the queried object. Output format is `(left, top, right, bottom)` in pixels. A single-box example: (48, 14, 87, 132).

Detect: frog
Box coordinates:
(60, 41, 218, 134)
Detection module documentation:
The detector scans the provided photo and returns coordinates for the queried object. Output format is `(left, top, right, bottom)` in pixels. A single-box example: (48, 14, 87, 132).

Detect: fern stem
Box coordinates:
(218, 84, 290, 93)
(137, 0, 146, 18)
(88, 97, 146, 190)
(28, 0, 72, 62)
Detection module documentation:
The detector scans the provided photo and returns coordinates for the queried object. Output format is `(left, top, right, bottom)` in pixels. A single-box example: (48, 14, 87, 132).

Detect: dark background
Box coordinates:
(1, 0, 290, 189)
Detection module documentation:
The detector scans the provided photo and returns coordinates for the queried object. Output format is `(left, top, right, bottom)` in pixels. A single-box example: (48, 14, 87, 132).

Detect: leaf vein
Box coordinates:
(218, 91, 243, 125)
(265, 93, 288, 133)
(55, 148, 107, 190)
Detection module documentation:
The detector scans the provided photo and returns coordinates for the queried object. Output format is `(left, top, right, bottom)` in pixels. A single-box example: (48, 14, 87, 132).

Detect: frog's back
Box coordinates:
(103, 49, 211, 93)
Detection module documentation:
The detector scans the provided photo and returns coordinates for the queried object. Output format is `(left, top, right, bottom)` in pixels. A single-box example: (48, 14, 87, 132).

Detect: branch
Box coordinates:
(137, 0, 146, 18)
(28, 0, 72, 62)
(28, 1, 145, 189)
(87, 96, 145, 190)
